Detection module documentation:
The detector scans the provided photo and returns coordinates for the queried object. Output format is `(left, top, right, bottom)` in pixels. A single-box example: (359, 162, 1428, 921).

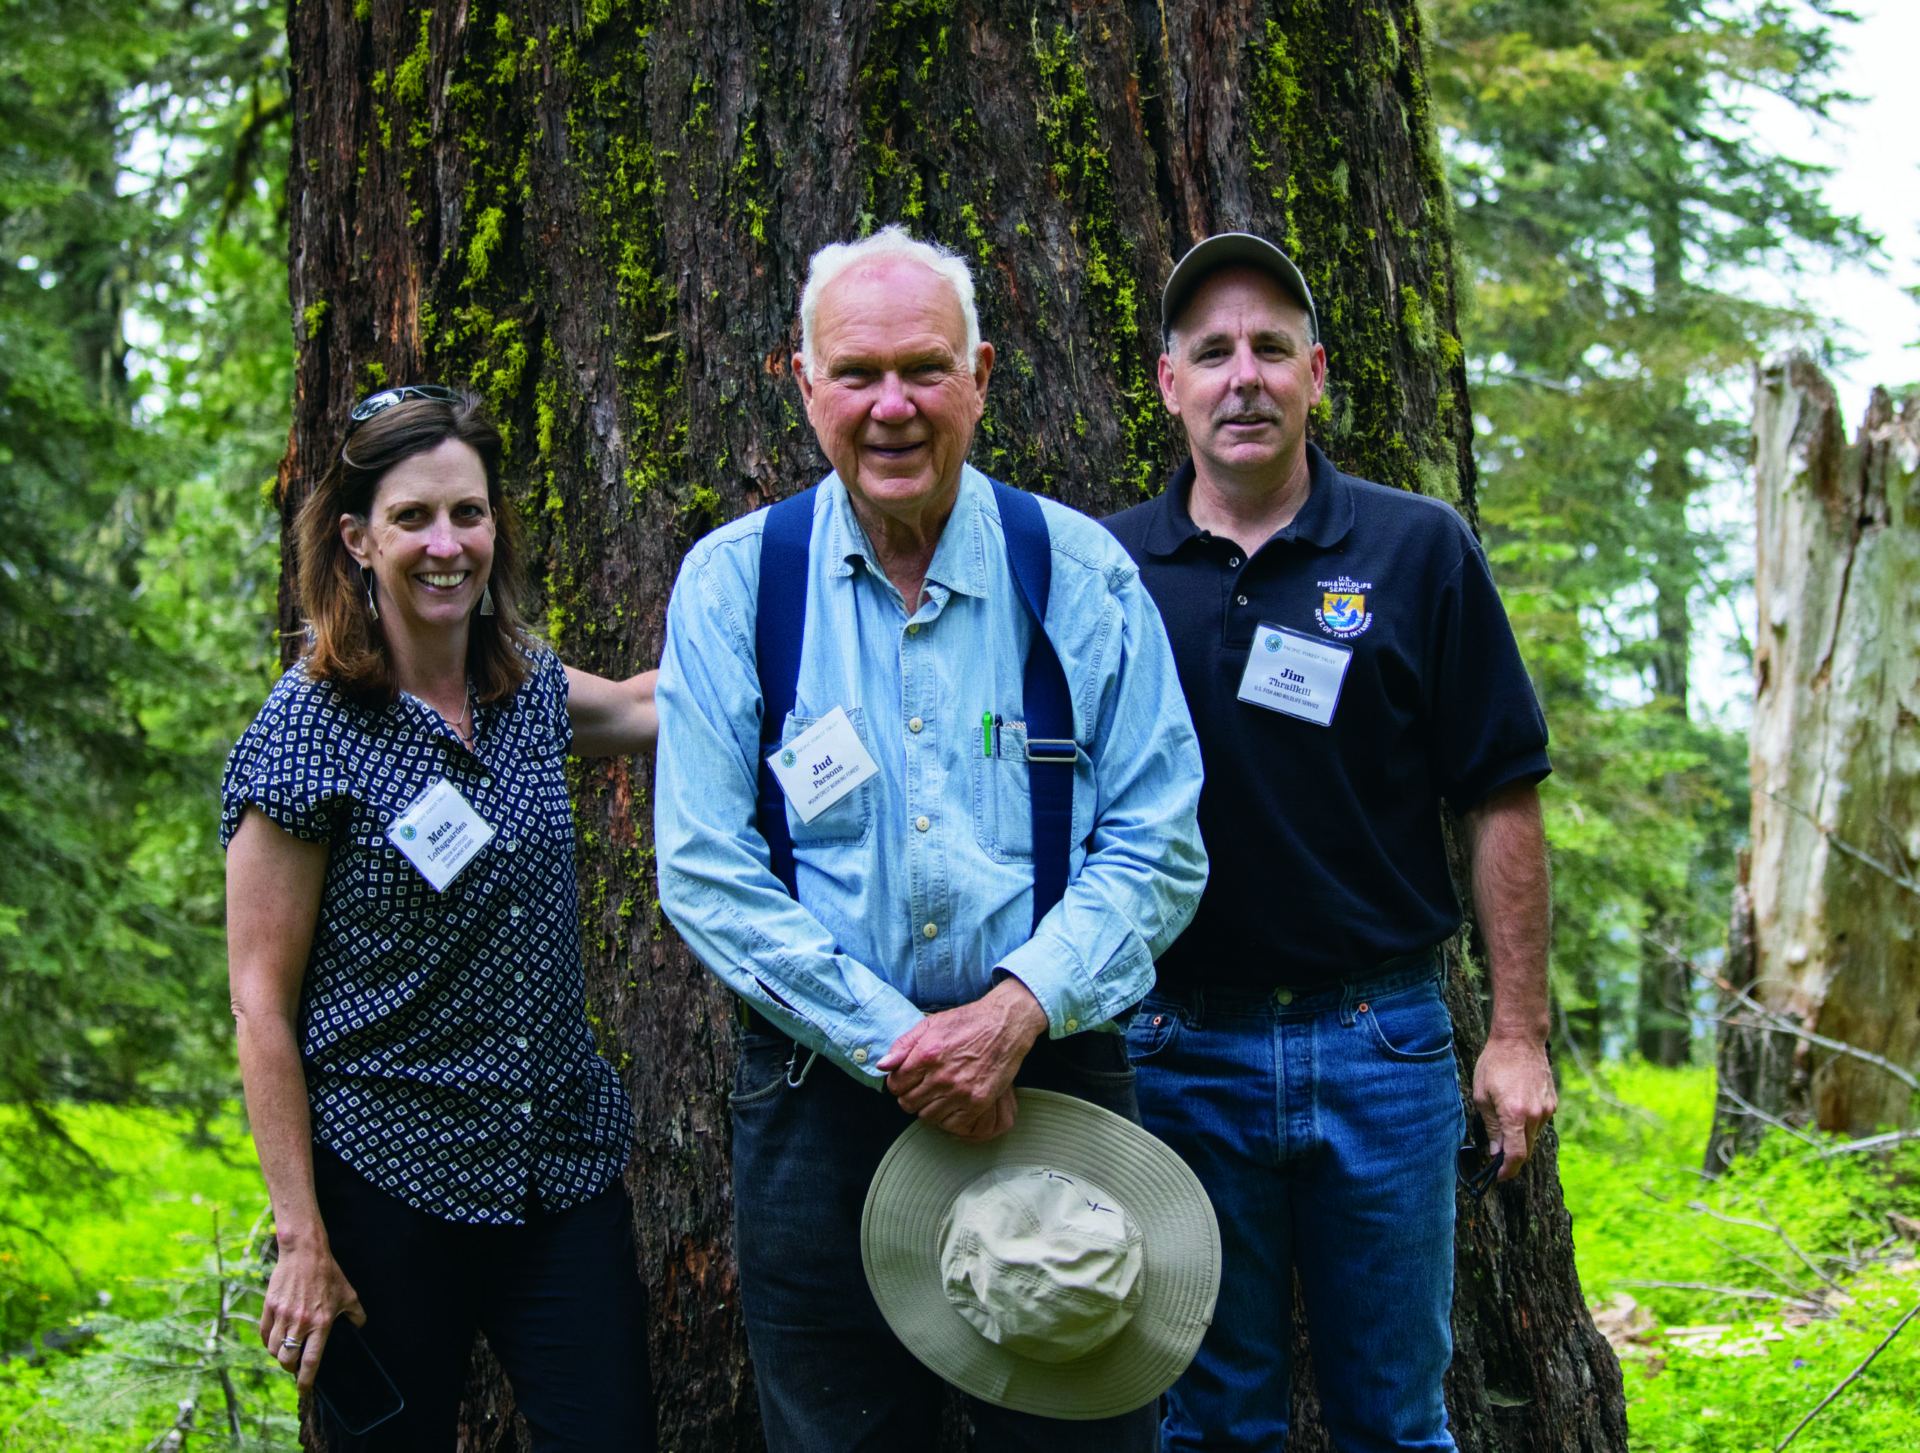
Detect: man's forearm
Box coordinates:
(1466, 781, 1552, 1041)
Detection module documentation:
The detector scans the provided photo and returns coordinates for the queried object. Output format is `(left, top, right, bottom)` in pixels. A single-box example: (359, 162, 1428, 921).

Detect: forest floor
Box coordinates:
(1, 1068, 1916, 1450)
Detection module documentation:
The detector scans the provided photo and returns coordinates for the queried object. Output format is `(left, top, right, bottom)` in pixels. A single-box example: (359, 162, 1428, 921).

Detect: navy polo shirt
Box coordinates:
(1104, 443, 1550, 991)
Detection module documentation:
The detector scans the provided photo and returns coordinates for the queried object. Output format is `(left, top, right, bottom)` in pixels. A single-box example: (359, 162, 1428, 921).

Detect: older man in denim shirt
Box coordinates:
(654, 227, 1206, 1452)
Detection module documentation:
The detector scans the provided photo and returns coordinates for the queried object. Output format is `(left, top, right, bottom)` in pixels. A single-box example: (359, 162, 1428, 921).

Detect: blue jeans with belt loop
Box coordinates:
(1127, 954, 1463, 1453)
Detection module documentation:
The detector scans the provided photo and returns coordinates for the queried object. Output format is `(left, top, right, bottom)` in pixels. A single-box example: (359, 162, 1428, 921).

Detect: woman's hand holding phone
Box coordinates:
(259, 1235, 367, 1393)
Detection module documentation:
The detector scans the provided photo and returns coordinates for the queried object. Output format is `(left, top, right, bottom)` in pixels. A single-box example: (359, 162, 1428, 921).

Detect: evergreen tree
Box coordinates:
(1427, 0, 1875, 1061)
(0, 0, 289, 1128)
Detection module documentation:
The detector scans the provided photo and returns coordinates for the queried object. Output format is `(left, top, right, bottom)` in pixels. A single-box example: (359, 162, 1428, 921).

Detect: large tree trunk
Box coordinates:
(1708, 355, 1920, 1163)
(278, 1, 1623, 1448)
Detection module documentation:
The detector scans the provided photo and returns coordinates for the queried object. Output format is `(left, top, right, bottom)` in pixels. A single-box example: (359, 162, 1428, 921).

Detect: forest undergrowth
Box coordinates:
(1559, 1063, 1920, 1452)
(2, 1068, 1916, 1450)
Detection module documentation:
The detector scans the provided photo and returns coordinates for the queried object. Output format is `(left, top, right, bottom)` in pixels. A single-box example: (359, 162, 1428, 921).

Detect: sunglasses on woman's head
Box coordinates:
(344, 384, 464, 439)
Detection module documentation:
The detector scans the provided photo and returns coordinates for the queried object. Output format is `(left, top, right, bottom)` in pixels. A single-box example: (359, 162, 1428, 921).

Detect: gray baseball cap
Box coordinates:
(1161, 233, 1319, 345)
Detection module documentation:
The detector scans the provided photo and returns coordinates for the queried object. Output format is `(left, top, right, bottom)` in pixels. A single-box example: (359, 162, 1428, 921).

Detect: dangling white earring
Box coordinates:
(363, 569, 379, 621)
(479, 583, 495, 616)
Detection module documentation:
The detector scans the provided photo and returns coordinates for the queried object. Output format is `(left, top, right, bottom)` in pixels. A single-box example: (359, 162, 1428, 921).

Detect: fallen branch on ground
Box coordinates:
(1774, 1301, 1920, 1451)
(1613, 1280, 1825, 1314)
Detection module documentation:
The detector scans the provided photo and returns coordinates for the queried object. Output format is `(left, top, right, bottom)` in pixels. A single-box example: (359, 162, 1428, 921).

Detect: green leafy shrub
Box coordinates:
(1559, 1063, 1920, 1452)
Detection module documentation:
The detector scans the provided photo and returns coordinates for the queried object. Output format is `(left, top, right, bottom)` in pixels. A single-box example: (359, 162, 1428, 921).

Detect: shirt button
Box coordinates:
(922, 922, 938, 940)
(915, 815, 931, 833)
(510, 904, 526, 920)
(517, 1101, 532, 1116)
(1275, 988, 1294, 1005)
(514, 972, 526, 984)
(908, 717, 924, 733)
(1236, 594, 1249, 606)
(514, 1036, 529, 1049)
(505, 838, 518, 852)
(906, 623, 919, 636)
(1228, 556, 1241, 567)
(481, 774, 494, 786)
(853, 1048, 869, 1065)
(1065, 1018, 1079, 1032)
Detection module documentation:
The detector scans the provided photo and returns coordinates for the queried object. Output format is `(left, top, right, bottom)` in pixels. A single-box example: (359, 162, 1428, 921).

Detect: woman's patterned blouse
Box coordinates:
(221, 649, 632, 1224)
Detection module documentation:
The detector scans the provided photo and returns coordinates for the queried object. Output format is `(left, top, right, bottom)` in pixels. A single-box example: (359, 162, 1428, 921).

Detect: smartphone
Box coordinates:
(314, 1318, 405, 1436)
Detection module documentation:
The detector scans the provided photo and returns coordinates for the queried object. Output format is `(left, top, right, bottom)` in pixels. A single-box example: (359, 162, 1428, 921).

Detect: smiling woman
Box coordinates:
(296, 390, 531, 714)
(221, 389, 659, 1450)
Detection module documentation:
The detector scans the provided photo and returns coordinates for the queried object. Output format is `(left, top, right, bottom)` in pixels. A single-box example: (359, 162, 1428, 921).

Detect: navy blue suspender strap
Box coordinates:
(752, 479, 1075, 930)
(754, 486, 817, 901)
(990, 481, 1076, 931)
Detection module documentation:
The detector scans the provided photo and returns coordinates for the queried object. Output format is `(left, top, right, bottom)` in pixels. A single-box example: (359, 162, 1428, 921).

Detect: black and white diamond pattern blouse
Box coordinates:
(220, 650, 632, 1225)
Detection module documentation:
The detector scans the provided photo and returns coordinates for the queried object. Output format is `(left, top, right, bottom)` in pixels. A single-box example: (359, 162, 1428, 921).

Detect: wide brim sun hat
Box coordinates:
(861, 1087, 1221, 1420)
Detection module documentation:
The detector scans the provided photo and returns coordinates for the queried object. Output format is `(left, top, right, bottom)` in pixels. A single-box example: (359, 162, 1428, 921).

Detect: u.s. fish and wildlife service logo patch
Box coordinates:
(1314, 576, 1374, 639)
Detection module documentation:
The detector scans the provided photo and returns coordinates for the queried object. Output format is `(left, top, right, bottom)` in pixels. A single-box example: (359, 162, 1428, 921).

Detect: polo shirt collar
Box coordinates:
(1143, 441, 1355, 555)
(822, 465, 992, 599)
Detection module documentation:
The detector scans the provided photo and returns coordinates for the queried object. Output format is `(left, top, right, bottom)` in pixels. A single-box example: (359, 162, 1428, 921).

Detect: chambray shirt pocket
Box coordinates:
(777, 708, 876, 847)
(971, 721, 1035, 861)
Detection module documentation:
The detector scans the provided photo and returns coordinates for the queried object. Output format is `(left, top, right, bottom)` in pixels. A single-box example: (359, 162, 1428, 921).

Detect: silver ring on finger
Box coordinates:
(281, 1336, 303, 1350)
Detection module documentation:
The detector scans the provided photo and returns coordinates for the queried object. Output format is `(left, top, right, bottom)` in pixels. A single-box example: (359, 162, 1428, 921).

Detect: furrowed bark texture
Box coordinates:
(1710, 355, 1920, 1160)
(277, 1, 1621, 1448)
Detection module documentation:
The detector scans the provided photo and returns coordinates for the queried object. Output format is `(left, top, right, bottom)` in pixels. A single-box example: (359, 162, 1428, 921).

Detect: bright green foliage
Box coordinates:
(0, 1104, 271, 1351)
(1556, 1064, 1920, 1450)
(0, 0, 288, 1122)
(43, 1209, 295, 1449)
(0, 1105, 294, 1447)
(1426, 1, 1875, 1055)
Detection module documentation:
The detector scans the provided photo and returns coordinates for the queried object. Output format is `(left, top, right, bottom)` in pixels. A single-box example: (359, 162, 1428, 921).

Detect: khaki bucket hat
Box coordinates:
(860, 1088, 1221, 1420)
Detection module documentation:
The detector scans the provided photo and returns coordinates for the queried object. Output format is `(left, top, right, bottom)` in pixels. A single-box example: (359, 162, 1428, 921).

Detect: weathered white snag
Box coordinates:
(1719, 354, 1920, 1150)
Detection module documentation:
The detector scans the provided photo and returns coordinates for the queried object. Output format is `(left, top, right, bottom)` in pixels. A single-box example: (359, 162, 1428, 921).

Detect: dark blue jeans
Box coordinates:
(311, 1144, 655, 1452)
(729, 1022, 1158, 1453)
(1128, 959, 1462, 1453)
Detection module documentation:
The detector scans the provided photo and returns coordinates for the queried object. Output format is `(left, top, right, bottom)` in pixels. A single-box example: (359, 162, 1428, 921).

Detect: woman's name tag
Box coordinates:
(386, 777, 495, 891)
(766, 705, 879, 824)
(1237, 625, 1353, 726)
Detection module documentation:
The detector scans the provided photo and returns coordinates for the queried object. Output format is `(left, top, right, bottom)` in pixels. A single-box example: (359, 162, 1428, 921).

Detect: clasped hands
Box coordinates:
(877, 977, 1050, 1144)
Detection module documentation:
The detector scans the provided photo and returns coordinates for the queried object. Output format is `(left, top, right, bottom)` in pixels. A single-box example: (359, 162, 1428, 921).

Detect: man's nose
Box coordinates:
(1227, 339, 1262, 389)
(871, 373, 917, 422)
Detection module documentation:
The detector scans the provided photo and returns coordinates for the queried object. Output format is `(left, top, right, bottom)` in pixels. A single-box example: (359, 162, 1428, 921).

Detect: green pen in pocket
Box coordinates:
(981, 710, 992, 758)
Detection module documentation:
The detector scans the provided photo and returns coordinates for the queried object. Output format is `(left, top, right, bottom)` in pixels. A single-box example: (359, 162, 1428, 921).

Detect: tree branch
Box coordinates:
(1613, 1279, 1824, 1313)
(1774, 1301, 1920, 1450)
(1707, 974, 1920, 1095)
(1808, 1127, 1920, 1160)
(1715, 1083, 1821, 1148)
(1762, 789, 1920, 899)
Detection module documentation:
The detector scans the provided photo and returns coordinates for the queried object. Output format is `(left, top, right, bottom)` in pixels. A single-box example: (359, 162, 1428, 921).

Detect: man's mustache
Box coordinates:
(1212, 407, 1283, 426)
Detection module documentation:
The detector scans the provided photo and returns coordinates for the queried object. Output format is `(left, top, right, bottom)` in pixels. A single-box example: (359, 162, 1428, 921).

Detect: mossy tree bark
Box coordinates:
(278, 1, 1623, 1448)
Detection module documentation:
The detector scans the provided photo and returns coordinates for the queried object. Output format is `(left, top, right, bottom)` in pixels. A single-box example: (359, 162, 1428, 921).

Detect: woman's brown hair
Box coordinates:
(294, 389, 535, 704)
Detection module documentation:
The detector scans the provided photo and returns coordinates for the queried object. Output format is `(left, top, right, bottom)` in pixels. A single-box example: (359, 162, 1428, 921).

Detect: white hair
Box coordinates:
(797, 225, 983, 378)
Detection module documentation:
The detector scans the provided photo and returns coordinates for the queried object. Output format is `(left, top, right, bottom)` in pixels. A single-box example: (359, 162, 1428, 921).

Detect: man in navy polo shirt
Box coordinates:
(1105, 234, 1558, 1451)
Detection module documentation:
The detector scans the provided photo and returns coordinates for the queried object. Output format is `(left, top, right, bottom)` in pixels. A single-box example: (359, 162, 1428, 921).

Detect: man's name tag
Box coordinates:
(386, 777, 495, 892)
(1237, 625, 1353, 726)
(766, 705, 880, 824)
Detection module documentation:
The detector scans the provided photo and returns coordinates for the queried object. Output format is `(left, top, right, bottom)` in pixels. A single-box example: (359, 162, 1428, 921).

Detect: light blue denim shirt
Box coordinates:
(654, 465, 1207, 1085)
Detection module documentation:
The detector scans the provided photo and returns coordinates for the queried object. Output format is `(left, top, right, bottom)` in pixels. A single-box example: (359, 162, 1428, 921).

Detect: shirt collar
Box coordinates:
(1142, 441, 1354, 556)
(821, 465, 992, 600)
